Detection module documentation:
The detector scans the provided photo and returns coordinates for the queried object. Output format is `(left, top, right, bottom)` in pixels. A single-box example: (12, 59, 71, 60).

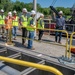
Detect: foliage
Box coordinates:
(0, 0, 71, 16)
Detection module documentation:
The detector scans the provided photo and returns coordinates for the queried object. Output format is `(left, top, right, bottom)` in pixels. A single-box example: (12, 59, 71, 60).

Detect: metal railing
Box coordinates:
(19, 27, 69, 58)
(69, 32, 75, 57)
(0, 56, 63, 75)
(0, 22, 72, 61)
(0, 24, 70, 59)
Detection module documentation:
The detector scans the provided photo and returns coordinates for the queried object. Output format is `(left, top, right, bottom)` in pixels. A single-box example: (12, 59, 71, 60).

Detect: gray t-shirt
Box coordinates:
(56, 17, 65, 27)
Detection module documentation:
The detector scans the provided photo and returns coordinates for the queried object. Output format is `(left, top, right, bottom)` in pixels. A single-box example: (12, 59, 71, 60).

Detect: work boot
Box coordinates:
(31, 47, 35, 50)
(13, 38, 16, 40)
(2, 36, 4, 39)
(58, 41, 62, 44)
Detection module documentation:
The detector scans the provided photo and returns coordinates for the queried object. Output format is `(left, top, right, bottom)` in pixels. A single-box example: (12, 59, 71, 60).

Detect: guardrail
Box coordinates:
(19, 27, 69, 59)
(69, 32, 75, 57)
(0, 56, 63, 75)
(0, 23, 72, 61)
(0, 25, 70, 60)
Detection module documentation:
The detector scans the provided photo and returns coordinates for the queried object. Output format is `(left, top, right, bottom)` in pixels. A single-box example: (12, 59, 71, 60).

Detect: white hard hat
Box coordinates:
(8, 12, 12, 16)
(13, 10, 17, 13)
(40, 13, 44, 17)
(1, 9, 4, 12)
(59, 11, 63, 14)
(22, 8, 27, 12)
(31, 10, 36, 15)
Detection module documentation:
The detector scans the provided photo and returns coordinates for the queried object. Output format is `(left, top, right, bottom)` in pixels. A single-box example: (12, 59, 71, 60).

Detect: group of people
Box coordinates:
(0, 8, 45, 50)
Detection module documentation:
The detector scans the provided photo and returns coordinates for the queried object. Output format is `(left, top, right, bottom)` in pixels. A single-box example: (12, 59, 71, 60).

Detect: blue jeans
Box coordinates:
(28, 31, 34, 49)
(55, 26, 63, 42)
(12, 26, 18, 38)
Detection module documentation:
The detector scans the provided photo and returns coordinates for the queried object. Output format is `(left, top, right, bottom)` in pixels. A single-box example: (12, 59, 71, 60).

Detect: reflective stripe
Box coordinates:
(0, 15, 5, 25)
(27, 17, 36, 31)
(38, 18, 44, 29)
(21, 15, 27, 27)
(5, 18, 12, 29)
(13, 16, 18, 26)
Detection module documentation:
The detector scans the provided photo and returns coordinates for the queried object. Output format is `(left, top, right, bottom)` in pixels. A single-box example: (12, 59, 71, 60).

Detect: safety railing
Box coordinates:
(0, 22, 72, 60)
(0, 56, 63, 75)
(0, 24, 70, 59)
(69, 32, 75, 57)
(19, 27, 69, 58)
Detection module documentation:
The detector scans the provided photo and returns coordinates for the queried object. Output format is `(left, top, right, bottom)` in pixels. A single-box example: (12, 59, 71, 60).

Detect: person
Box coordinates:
(38, 13, 44, 41)
(53, 11, 65, 43)
(0, 9, 5, 38)
(5, 12, 13, 42)
(20, 8, 28, 45)
(12, 10, 19, 40)
(27, 10, 36, 50)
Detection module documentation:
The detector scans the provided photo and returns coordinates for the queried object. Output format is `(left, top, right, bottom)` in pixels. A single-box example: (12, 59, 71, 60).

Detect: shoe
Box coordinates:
(27, 47, 35, 50)
(2, 36, 4, 39)
(22, 43, 27, 47)
(58, 41, 62, 44)
(14, 38, 16, 40)
(31, 47, 35, 50)
(38, 39, 42, 42)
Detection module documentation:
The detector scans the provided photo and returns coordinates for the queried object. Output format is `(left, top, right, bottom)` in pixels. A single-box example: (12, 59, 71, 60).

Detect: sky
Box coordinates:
(12, 0, 75, 8)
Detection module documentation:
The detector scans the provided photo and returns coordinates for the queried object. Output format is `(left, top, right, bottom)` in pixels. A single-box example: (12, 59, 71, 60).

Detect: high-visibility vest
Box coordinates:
(5, 18, 13, 29)
(13, 16, 18, 26)
(38, 18, 44, 29)
(21, 15, 27, 27)
(0, 15, 5, 25)
(27, 17, 36, 31)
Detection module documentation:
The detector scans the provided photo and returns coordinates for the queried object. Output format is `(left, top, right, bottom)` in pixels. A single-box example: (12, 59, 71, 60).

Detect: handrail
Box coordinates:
(20, 27, 69, 58)
(69, 32, 75, 58)
(0, 23, 69, 59)
(39, 28, 69, 58)
(0, 56, 63, 75)
(3, 24, 69, 59)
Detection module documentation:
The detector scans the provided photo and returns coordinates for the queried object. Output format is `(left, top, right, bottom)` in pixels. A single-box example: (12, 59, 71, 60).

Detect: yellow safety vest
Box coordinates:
(21, 15, 27, 27)
(13, 16, 18, 26)
(27, 17, 36, 31)
(0, 15, 5, 25)
(38, 18, 44, 29)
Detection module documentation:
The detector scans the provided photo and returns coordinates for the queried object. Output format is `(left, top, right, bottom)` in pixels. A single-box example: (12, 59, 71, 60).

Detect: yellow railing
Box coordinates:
(3, 25, 69, 59)
(0, 56, 63, 75)
(19, 27, 69, 58)
(69, 32, 75, 57)
(0, 23, 70, 59)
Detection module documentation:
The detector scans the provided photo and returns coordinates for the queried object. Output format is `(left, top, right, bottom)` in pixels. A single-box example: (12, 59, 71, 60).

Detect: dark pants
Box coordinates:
(55, 26, 63, 42)
(0, 26, 5, 37)
(28, 31, 34, 49)
(22, 28, 27, 44)
(38, 30, 44, 40)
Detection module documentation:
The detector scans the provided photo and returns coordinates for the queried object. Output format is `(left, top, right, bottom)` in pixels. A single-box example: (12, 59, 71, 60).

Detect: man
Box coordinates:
(27, 10, 36, 50)
(38, 13, 44, 41)
(20, 8, 28, 45)
(12, 10, 19, 40)
(0, 9, 5, 38)
(53, 11, 65, 43)
(5, 12, 13, 42)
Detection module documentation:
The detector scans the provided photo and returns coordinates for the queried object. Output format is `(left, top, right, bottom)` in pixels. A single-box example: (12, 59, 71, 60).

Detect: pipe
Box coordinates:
(0, 56, 63, 75)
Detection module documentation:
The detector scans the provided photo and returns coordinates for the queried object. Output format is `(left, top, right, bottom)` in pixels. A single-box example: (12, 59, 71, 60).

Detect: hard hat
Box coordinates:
(13, 10, 17, 13)
(1, 9, 4, 12)
(8, 12, 12, 16)
(59, 11, 63, 14)
(22, 8, 27, 12)
(40, 13, 44, 17)
(31, 10, 36, 15)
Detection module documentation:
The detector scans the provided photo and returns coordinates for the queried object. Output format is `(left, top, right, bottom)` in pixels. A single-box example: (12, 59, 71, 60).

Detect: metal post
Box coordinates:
(33, 0, 37, 38)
